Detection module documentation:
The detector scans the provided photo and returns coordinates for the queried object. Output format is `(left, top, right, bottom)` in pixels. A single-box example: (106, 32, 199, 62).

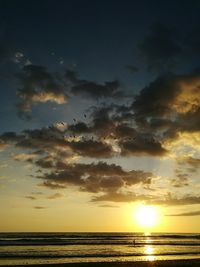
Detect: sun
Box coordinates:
(134, 205, 159, 229)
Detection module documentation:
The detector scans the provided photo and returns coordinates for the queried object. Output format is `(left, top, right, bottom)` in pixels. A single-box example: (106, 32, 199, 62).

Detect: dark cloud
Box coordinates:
(46, 193, 64, 199)
(138, 23, 182, 71)
(39, 161, 153, 194)
(0, 127, 115, 164)
(66, 69, 122, 99)
(25, 196, 37, 200)
(184, 157, 200, 168)
(131, 70, 200, 140)
(136, 22, 200, 74)
(66, 140, 114, 158)
(25, 192, 63, 200)
(171, 173, 189, 188)
(34, 206, 46, 209)
(14, 66, 127, 120)
(35, 156, 55, 169)
(166, 210, 200, 216)
(98, 204, 119, 208)
(38, 181, 67, 190)
(119, 135, 167, 156)
(176, 157, 200, 174)
(2, 129, 68, 161)
(154, 195, 200, 206)
(114, 124, 137, 139)
(16, 65, 68, 119)
(92, 191, 200, 206)
(68, 122, 91, 134)
(132, 74, 178, 120)
(0, 132, 25, 143)
(0, 62, 199, 207)
(88, 184, 200, 206)
(90, 106, 116, 138)
(1, 66, 200, 187)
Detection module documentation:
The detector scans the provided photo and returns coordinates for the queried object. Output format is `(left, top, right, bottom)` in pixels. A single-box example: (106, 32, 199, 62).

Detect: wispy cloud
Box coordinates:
(34, 206, 46, 209)
(166, 210, 200, 216)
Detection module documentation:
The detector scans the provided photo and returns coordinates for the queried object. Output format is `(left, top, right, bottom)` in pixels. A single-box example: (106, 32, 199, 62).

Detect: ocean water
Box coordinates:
(0, 232, 200, 265)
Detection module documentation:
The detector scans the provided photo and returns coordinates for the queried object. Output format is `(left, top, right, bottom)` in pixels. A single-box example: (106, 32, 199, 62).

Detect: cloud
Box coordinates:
(184, 157, 200, 168)
(138, 23, 182, 71)
(136, 23, 200, 72)
(1, 61, 200, 207)
(25, 196, 37, 200)
(38, 181, 67, 190)
(131, 70, 200, 144)
(114, 124, 137, 139)
(153, 195, 200, 206)
(68, 122, 91, 134)
(46, 193, 64, 199)
(16, 65, 68, 118)
(92, 191, 200, 206)
(25, 192, 63, 201)
(166, 210, 200, 216)
(38, 161, 153, 195)
(98, 204, 119, 208)
(0, 132, 24, 143)
(119, 135, 167, 156)
(92, 191, 152, 202)
(34, 206, 46, 209)
(171, 173, 189, 188)
(14, 66, 127, 120)
(66, 140, 114, 158)
(66, 69, 122, 99)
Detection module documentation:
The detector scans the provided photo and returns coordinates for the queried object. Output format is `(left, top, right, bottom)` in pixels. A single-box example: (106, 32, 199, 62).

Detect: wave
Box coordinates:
(0, 251, 200, 259)
(0, 233, 200, 248)
(0, 240, 200, 246)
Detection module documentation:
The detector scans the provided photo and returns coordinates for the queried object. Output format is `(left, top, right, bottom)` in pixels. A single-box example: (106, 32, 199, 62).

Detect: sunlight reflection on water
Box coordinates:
(144, 245, 155, 261)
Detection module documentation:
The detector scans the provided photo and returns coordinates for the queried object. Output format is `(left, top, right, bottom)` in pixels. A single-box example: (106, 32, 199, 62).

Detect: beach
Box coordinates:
(1, 259, 200, 267)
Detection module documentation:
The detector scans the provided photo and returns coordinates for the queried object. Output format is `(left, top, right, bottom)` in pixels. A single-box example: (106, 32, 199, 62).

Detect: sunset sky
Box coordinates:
(0, 0, 200, 232)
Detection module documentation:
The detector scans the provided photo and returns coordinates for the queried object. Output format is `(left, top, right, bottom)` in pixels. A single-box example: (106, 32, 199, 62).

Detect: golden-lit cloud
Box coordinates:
(0, 53, 200, 209)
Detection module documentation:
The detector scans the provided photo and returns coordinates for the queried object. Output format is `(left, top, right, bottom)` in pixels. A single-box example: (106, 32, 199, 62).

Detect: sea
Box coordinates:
(0, 232, 200, 265)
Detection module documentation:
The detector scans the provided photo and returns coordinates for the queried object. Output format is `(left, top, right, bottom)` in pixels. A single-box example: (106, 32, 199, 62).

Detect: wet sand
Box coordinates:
(1, 259, 200, 267)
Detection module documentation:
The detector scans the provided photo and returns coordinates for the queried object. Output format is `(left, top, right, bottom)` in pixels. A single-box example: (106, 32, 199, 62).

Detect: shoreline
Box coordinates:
(1, 259, 200, 267)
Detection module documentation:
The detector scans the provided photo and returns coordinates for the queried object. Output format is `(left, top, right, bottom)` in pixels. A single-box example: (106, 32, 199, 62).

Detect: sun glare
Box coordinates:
(134, 205, 159, 229)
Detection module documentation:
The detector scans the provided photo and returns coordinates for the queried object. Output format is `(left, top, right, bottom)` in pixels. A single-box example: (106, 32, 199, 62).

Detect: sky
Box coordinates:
(0, 0, 200, 232)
